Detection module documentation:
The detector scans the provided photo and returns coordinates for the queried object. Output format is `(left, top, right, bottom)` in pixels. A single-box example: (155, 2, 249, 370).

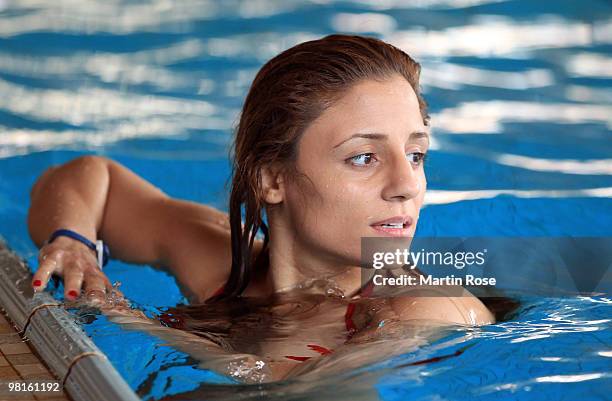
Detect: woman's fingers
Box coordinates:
(32, 252, 61, 292)
(63, 264, 86, 300)
(34, 245, 114, 305)
(83, 270, 111, 304)
(33, 242, 127, 310)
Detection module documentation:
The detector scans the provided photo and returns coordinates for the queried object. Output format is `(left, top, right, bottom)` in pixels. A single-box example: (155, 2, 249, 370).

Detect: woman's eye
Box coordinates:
(407, 152, 427, 165)
(348, 153, 376, 166)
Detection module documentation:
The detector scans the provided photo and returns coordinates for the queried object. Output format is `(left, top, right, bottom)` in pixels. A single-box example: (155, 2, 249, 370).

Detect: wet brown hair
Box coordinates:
(207, 34, 430, 303)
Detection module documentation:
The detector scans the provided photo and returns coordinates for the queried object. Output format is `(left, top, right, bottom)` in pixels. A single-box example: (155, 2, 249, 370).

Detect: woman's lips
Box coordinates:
(369, 215, 414, 237)
(370, 223, 413, 237)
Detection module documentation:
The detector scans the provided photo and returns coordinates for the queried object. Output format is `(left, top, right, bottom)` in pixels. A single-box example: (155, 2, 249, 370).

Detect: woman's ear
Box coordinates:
(261, 164, 285, 204)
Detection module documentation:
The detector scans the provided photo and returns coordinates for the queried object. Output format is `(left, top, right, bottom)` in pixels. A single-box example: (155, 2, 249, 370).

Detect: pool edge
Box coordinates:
(0, 239, 141, 401)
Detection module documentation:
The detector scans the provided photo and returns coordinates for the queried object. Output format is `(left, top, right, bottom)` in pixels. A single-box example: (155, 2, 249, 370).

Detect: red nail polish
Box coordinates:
(68, 290, 79, 298)
(33, 280, 42, 287)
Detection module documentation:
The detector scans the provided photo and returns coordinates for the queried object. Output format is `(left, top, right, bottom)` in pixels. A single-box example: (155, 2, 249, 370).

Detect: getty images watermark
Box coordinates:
(360, 237, 611, 297)
(371, 246, 496, 287)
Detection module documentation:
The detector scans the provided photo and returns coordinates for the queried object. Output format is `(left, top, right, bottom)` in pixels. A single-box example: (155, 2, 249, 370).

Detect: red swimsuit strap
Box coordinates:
(211, 284, 225, 298)
(345, 276, 375, 336)
(285, 277, 376, 362)
(208, 279, 376, 362)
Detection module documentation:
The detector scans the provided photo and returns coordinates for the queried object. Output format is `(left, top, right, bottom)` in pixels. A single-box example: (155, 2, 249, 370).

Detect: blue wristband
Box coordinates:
(46, 229, 110, 268)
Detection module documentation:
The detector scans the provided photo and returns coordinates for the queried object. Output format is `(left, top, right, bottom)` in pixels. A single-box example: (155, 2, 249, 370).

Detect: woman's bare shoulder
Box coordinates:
(388, 286, 496, 326)
(141, 198, 231, 302)
(156, 199, 265, 303)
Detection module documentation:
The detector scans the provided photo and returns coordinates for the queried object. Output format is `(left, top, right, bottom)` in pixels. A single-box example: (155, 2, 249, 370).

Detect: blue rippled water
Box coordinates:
(0, 0, 611, 400)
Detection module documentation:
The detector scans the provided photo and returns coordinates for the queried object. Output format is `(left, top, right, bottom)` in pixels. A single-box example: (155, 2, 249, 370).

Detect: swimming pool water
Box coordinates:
(1, 0, 611, 400)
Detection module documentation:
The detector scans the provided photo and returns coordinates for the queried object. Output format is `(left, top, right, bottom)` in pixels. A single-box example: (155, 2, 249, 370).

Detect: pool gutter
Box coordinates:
(0, 240, 141, 401)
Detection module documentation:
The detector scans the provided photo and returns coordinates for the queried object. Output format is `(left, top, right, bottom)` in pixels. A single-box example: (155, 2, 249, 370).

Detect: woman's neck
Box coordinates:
(264, 232, 364, 299)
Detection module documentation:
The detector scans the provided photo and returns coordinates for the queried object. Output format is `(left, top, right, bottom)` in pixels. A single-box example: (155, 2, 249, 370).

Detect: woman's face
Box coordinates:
(280, 75, 429, 267)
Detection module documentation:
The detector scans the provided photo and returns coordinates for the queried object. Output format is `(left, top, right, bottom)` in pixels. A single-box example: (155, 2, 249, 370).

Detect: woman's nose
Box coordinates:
(381, 153, 423, 201)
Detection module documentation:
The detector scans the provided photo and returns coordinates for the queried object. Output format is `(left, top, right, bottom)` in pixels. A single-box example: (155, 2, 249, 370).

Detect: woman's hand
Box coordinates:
(32, 235, 114, 303)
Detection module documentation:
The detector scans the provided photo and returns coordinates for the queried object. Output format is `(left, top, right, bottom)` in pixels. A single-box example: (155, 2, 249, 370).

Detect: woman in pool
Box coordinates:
(27, 34, 494, 381)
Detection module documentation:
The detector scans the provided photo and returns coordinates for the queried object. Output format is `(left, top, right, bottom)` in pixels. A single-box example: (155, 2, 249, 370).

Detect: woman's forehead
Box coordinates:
(302, 77, 425, 148)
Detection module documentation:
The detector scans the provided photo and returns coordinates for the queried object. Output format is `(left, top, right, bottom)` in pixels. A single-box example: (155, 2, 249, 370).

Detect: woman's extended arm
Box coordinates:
(27, 155, 237, 303)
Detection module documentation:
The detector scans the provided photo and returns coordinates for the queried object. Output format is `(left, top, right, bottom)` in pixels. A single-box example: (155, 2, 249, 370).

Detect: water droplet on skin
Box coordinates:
(227, 358, 269, 383)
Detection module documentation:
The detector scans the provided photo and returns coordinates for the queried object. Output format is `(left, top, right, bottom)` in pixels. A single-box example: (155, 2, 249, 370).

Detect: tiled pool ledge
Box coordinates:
(0, 240, 140, 401)
(1, 311, 71, 401)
